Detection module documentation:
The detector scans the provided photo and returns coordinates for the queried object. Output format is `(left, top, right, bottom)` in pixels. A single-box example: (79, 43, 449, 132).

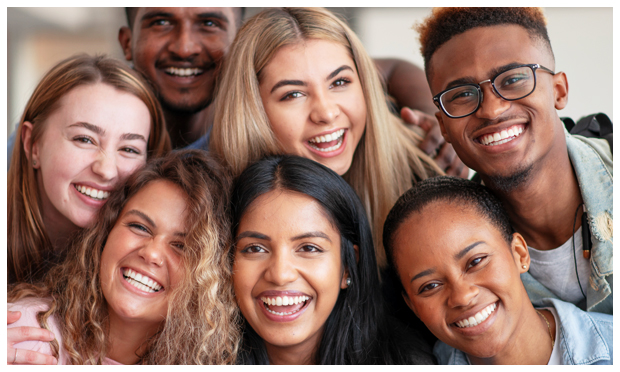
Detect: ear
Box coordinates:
(552, 71, 569, 110)
(340, 244, 360, 289)
(118, 26, 133, 62)
(510, 233, 530, 273)
(436, 111, 451, 144)
(21, 121, 39, 168)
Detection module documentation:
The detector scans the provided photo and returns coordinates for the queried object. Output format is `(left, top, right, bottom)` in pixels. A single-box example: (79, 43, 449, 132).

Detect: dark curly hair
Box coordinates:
(383, 176, 515, 274)
(416, 7, 553, 77)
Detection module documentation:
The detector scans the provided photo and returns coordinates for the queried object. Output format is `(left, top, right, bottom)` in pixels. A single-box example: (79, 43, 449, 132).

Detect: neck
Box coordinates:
(164, 104, 214, 149)
(483, 147, 583, 250)
(469, 305, 556, 365)
(106, 311, 161, 365)
(38, 177, 80, 253)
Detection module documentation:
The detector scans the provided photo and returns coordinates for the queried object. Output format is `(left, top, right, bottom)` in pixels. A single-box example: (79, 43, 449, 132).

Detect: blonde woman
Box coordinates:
(8, 150, 239, 365)
(211, 7, 443, 270)
(8, 54, 170, 284)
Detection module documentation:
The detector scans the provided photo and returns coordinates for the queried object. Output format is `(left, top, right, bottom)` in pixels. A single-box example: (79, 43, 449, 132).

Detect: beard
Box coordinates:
(159, 89, 212, 115)
(485, 163, 534, 194)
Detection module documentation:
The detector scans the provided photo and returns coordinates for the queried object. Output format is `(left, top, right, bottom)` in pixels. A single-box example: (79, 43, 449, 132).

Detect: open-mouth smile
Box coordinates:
(74, 184, 110, 200)
(476, 124, 525, 146)
(307, 129, 345, 153)
(122, 268, 163, 293)
(454, 302, 497, 328)
(260, 295, 311, 316)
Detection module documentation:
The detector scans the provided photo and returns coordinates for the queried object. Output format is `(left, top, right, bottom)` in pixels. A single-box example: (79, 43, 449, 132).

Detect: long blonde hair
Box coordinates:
(8, 54, 171, 283)
(211, 8, 442, 268)
(9, 150, 239, 364)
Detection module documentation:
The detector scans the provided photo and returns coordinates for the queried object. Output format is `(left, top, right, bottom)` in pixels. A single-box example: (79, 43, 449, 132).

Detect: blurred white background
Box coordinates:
(6, 7, 613, 137)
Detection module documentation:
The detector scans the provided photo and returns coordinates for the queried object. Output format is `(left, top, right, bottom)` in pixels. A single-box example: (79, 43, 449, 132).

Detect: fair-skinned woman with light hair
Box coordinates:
(7, 54, 170, 364)
(8, 150, 239, 365)
(210, 7, 443, 272)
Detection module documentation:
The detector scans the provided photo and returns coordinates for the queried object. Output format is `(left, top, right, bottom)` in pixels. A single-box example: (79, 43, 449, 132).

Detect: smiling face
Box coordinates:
(429, 25, 568, 182)
(100, 180, 188, 331)
(29, 82, 151, 230)
(121, 7, 238, 113)
(392, 201, 531, 359)
(233, 189, 348, 363)
(259, 39, 367, 176)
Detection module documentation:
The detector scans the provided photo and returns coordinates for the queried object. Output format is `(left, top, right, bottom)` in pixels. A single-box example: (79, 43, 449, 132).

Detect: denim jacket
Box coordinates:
(521, 130, 613, 314)
(433, 298, 613, 365)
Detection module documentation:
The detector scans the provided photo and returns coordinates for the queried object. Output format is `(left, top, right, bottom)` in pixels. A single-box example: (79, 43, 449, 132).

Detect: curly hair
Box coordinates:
(416, 7, 552, 76)
(211, 7, 442, 270)
(8, 54, 171, 284)
(9, 150, 239, 364)
(383, 176, 515, 274)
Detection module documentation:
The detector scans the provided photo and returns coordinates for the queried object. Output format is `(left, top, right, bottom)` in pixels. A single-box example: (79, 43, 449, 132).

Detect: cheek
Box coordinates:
(117, 158, 147, 180)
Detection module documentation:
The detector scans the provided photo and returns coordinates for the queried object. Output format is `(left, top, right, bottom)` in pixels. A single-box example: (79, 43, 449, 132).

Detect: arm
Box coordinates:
(7, 310, 57, 365)
(374, 58, 469, 178)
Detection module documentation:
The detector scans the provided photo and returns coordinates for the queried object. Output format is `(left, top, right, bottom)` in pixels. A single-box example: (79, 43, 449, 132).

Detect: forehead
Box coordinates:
(134, 7, 237, 23)
(428, 24, 553, 93)
(263, 40, 355, 77)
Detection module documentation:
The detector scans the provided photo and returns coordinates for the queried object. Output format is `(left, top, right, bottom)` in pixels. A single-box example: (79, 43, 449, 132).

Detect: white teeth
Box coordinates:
(455, 303, 497, 328)
(480, 125, 524, 146)
(122, 268, 163, 292)
(261, 295, 309, 308)
(165, 67, 203, 77)
(75, 184, 110, 200)
(308, 129, 345, 144)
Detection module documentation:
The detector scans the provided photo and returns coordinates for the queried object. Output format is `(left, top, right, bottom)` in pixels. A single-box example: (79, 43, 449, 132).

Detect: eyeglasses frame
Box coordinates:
(433, 63, 556, 119)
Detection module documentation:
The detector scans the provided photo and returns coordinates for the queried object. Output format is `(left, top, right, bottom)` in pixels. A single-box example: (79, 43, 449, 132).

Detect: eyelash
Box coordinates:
(467, 255, 488, 269)
(299, 244, 322, 253)
(74, 136, 94, 145)
(127, 222, 150, 235)
(331, 77, 351, 88)
(240, 244, 267, 254)
(279, 76, 352, 101)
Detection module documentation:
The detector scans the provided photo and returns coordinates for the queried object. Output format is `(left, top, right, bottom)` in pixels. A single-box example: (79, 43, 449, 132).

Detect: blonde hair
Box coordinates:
(8, 54, 171, 283)
(9, 150, 239, 364)
(211, 8, 442, 268)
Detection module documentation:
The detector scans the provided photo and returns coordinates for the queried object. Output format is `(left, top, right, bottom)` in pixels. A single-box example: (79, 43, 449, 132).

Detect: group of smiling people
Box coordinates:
(7, 7, 613, 365)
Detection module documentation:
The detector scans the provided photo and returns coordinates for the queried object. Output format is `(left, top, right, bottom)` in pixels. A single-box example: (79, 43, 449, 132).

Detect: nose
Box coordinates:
(168, 23, 201, 59)
(91, 150, 118, 182)
(446, 280, 479, 308)
(139, 238, 166, 267)
(475, 83, 510, 120)
(264, 251, 298, 286)
(309, 93, 340, 125)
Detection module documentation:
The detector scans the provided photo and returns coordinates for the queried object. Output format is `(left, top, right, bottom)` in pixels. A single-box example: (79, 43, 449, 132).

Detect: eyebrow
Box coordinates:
(126, 209, 156, 228)
(120, 133, 147, 142)
(69, 122, 104, 135)
(410, 268, 436, 283)
(454, 241, 484, 260)
(196, 11, 229, 23)
(292, 231, 331, 242)
(236, 231, 271, 241)
(269, 65, 354, 94)
(445, 62, 528, 89)
(140, 11, 175, 23)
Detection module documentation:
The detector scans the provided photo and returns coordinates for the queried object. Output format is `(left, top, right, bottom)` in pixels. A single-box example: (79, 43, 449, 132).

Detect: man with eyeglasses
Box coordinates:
(416, 8, 612, 314)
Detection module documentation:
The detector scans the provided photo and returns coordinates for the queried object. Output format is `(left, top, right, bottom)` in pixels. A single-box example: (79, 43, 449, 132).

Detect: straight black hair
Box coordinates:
(230, 155, 431, 364)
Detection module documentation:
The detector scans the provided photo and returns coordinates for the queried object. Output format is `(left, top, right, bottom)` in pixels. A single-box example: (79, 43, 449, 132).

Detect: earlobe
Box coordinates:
(118, 26, 133, 62)
(436, 111, 451, 144)
(552, 71, 569, 110)
(510, 233, 530, 273)
(21, 121, 39, 167)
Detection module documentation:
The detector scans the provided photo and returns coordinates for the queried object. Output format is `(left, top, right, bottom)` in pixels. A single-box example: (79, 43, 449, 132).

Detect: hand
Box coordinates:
(400, 107, 469, 178)
(7, 311, 58, 365)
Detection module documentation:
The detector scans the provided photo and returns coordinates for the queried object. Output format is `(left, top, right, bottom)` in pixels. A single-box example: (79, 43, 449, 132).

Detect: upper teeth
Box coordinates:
(122, 268, 163, 293)
(480, 126, 524, 146)
(308, 129, 345, 144)
(165, 67, 203, 77)
(75, 185, 109, 200)
(455, 303, 497, 328)
(261, 295, 310, 306)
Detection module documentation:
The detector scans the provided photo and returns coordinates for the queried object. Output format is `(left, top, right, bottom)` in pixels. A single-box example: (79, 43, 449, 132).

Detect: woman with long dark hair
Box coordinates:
(229, 155, 433, 364)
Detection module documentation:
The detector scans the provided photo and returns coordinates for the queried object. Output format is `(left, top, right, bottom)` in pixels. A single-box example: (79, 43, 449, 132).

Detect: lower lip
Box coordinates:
(72, 185, 108, 208)
(305, 130, 348, 158)
(118, 268, 162, 297)
(258, 298, 309, 323)
(452, 301, 500, 337)
(160, 69, 211, 85)
(477, 125, 527, 154)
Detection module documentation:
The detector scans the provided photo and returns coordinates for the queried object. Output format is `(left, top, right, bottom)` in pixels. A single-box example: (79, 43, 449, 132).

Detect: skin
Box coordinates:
(259, 40, 367, 176)
(22, 83, 151, 250)
(118, 7, 238, 148)
(233, 190, 350, 365)
(100, 180, 188, 364)
(429, 25, 582, 250)
(7, 311, 57, 365)
(392, 202, 556, 364)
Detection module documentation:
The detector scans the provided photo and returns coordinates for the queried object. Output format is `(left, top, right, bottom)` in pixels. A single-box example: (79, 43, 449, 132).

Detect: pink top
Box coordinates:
(8, 297, 122, 365)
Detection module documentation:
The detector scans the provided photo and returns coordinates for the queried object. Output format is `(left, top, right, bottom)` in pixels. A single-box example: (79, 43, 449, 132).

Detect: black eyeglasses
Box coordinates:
(433, 63, 555, 119)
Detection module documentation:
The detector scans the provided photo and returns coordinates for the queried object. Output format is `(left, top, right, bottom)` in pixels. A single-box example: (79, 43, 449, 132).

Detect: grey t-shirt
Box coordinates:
(528, 227, 590, 310)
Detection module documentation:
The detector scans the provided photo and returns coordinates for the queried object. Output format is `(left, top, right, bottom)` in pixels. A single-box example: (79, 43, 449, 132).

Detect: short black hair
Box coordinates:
(383, 176, 515, 273)
(124, 7, 246, 30)
(416, 7, 553, 77)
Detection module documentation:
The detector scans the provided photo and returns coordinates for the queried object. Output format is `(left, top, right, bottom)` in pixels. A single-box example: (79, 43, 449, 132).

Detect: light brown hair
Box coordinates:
(8, 54, 171, 283)
(9, 150, 239, 364)
(210, 7, 442, 268)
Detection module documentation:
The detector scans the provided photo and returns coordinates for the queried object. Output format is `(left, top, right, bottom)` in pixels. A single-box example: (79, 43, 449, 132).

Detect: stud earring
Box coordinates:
(345, 277, 352, 286)
(522, 265, 527, 269)
(33, 160, 37, 167)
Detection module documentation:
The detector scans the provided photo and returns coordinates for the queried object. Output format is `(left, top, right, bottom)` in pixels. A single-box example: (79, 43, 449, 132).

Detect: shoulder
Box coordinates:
(433, 340, 468, 365)
(565, 130, 613, 176)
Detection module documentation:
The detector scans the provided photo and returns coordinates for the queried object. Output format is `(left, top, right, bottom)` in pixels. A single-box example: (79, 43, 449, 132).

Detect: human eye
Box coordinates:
(120, 146, 141, 155)
(280, 91, 304, 101)
(240, 244, 267, 254)
(298, 244, 323, 253)
(201, 19, 221, 29)
(445, 86, 477, 105)
(418, 282, 441, 294)
(126, 222, 151, 235)
(73, 135, 95, 145)
(171, 241, 185, 251)
(497, 69, 531, 90)
(330, 77, 351, 89)
(467, 255, 488, 270)
(149, 18, 171, 27)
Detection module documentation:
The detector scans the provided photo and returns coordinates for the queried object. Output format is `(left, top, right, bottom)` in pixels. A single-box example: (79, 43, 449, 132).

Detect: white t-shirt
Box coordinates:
(528, 227, 590, 309)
